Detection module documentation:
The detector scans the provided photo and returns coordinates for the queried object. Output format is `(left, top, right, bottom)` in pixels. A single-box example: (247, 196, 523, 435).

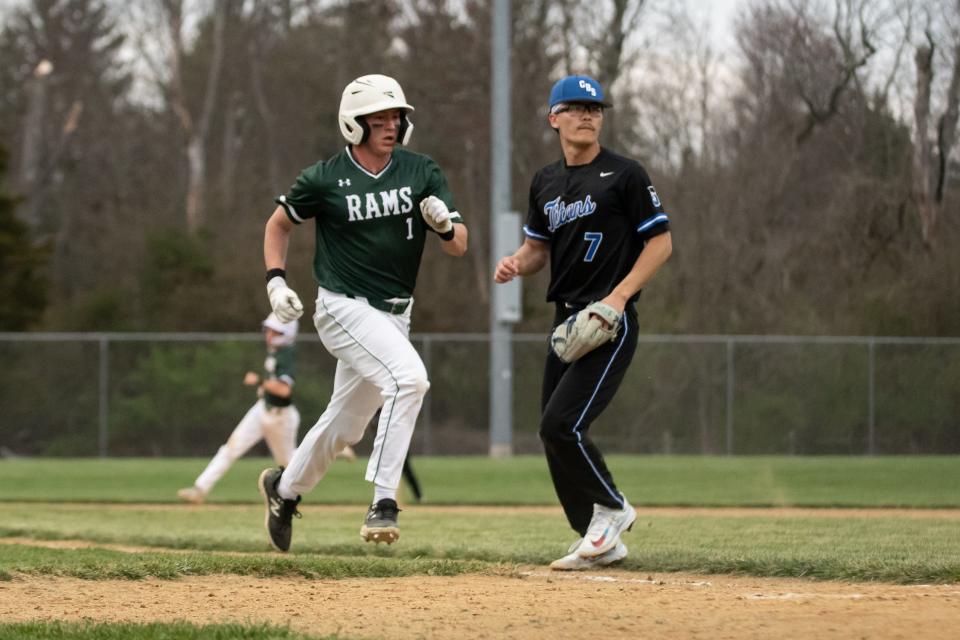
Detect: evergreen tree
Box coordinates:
(0, 146, 49, 330)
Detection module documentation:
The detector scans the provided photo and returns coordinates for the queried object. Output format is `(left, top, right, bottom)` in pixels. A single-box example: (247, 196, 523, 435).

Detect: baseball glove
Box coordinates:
(550, 301, 622, 363)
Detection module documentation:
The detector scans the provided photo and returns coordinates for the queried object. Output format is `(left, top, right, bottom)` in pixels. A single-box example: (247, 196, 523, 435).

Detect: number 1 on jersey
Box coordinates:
(405, 217, 414, 240)
(583, 232, 603, 262)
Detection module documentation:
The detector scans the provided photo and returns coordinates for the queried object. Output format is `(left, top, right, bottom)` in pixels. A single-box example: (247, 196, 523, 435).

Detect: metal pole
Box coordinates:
(867, 339, 876, 455)
(725, 340, 734, 455)
(489, 0, 513, 457)
(98, 335, 109, 458)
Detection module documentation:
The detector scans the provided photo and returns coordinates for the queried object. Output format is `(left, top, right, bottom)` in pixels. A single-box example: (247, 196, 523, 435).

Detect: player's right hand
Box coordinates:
(494, 256, 520, 283)
(420, 195, 453, 234)
(266, 276, 304, 322)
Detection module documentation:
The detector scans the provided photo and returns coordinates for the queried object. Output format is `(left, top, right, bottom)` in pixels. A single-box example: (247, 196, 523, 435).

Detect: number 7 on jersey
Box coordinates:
(583, 232, 603, 262)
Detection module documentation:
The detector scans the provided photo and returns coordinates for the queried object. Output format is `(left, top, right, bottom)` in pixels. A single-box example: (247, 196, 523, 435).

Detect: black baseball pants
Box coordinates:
(539, 302, 639, 536)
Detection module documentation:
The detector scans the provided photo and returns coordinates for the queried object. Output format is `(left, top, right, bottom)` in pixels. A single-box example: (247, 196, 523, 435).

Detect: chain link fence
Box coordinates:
(1, 333, 958, 457)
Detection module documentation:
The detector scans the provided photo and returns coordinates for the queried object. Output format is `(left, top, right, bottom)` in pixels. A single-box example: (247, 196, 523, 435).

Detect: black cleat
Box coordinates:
(258, 467, 301, 552)
(360, 498, 401, 544)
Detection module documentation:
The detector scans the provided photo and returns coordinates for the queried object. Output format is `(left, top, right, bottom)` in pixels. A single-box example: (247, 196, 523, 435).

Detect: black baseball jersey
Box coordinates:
(524, 147, 669, 305)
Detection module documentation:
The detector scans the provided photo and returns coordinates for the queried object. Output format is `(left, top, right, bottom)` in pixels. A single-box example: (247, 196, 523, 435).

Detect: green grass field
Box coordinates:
(3, 455, 959, 507)
(2, 456, 958, 639)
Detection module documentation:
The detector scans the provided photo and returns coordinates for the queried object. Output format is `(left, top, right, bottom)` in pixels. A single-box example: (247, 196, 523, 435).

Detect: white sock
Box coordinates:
(277, 474, 298, 501)
(373, 483, 396, 504)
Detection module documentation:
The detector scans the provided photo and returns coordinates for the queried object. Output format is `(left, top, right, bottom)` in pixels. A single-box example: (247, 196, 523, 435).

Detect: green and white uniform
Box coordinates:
(275, 146, 462, 495)
(262, 345, 296, 407)
(277, 146, 462, 302)
(193, 325, 300, 495)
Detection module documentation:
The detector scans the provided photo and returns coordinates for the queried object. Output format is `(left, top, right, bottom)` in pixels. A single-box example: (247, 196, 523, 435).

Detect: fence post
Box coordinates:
(725, 339, 735, 455)
(867, 339, 876, 455)
(98, 335, 109, 458)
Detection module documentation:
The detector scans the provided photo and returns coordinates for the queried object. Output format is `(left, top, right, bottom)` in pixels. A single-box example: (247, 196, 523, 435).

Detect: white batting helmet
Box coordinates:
(338, 74, 415, 146)
(262, 312, 298, 347)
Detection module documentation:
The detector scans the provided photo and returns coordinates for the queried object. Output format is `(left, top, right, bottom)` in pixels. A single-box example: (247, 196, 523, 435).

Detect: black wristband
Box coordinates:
(266, 268, 286, 282)
(439, 227, 455, 241)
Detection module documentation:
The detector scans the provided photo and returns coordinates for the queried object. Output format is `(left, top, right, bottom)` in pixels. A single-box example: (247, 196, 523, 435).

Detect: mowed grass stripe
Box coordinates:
(1, 503, 958, 583)
(2, 456, 960, 507)
(0, 544, 493, 581)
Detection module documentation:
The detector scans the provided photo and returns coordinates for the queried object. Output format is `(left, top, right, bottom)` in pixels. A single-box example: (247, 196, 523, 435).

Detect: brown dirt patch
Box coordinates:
(3, 506, 959, 638)
(1, 572, 958, 639)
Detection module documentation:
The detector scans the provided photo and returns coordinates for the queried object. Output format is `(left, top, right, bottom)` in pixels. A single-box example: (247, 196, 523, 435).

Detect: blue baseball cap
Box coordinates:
(548, 75, 612, 110)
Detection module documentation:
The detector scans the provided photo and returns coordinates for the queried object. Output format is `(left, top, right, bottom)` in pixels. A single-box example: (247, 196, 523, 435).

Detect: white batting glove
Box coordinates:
(266, 276, 303, 322)
(420, 195, 453, 234)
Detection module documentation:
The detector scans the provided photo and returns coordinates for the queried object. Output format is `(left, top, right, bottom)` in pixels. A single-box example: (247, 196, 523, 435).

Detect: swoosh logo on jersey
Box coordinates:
(600, 171, 615, 177)
(590, 527, 610, 547)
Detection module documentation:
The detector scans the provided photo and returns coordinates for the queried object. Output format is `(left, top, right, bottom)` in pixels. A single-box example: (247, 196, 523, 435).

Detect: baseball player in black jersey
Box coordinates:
(495, 75, 672, 571)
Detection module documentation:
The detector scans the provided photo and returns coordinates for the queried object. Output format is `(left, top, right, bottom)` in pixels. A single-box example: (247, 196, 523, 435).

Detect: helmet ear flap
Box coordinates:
(340, 116, 363, 145)
(397, 113, 413, 145)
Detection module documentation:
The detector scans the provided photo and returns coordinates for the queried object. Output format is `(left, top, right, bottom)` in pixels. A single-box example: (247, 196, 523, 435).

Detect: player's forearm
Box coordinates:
(261, 378, 292, 398)
(440, 223, 468, 256)
(607, 232, 672, 308)
(495, 238, 548, 283)
(514, 239, 549, 276)
(264, 207, 293, 269)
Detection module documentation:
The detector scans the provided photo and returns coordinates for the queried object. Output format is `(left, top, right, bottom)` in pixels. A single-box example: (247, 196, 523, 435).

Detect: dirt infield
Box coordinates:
(2, 507, 959, 639)
(2, 571, 959, 639)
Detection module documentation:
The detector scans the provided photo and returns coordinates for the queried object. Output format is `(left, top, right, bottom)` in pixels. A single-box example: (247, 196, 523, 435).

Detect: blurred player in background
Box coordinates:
(258, 73, 467, 552)
(494, 75, 672, 570)
(178, 313, 300, 504)
(401, 455, 423, 503)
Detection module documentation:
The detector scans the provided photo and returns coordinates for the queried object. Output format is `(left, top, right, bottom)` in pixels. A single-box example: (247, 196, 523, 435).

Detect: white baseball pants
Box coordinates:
(280, 287, 429, 498)
(194, 400, 299, 493)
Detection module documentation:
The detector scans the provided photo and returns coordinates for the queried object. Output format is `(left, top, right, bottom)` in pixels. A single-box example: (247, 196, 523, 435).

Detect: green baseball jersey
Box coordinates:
(276, 146, 462, 300)
(263, 344, 295, 407)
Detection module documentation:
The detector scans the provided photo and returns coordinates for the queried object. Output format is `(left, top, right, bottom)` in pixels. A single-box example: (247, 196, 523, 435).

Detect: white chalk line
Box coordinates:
(521, 572, 960, 601)
(521, 571, 711, 586)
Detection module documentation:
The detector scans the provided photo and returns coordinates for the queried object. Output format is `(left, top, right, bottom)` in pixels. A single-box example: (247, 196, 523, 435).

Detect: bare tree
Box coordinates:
(911, 1, 960, 248)
(218, 89, 244, 210)
(161, 0, 228, 232)
(246, 0, 286, 196)
(624, 4, 720, 168)
(873, 0, 915, 106)
(792, 0, 882, 143)
(16, 59, 54, 228)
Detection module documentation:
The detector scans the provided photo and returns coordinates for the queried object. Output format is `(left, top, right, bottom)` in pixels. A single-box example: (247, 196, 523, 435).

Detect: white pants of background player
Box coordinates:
(193, 400, 299, 494)
(278, 287, 429, 501)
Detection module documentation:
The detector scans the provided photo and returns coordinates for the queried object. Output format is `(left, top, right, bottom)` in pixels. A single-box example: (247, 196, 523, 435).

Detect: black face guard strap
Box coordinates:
(358, 117, 372, 145)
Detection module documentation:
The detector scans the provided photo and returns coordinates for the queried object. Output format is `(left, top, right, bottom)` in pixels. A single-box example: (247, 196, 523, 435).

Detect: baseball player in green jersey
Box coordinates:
(258, 74, 468, 552)
(178, 313, 300, 504)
